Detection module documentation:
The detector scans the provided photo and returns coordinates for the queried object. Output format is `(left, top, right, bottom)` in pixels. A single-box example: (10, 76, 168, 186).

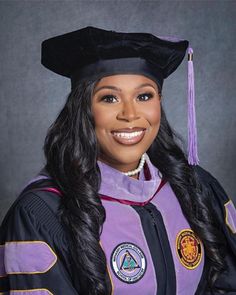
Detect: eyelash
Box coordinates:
(101, 92, 154, 103)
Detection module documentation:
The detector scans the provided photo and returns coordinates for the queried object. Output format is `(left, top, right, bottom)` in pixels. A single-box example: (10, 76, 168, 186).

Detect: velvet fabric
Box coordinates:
(41, 26, 189, 89)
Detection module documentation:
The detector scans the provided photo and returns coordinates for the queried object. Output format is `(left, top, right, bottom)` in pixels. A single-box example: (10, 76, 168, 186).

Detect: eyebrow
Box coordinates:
(93, 83, 157, 94)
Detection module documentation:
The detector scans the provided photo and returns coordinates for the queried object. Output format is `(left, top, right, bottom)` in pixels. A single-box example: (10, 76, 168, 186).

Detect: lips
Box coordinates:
(111, 127, 146, 145)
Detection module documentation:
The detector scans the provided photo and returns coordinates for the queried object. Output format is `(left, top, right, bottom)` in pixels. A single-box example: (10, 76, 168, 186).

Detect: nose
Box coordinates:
(116, 100, 140, 122)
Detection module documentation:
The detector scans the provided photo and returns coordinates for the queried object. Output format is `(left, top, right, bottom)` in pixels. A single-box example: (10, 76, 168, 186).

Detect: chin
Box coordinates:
(105, 149, 145, 166)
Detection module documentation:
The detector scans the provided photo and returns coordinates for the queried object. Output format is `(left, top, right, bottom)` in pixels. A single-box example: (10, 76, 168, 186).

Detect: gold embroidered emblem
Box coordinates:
(176, 229, 202, 269)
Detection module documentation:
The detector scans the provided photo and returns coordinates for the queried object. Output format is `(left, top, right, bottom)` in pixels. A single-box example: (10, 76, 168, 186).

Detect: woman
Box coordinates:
(0, 26, 236, 295)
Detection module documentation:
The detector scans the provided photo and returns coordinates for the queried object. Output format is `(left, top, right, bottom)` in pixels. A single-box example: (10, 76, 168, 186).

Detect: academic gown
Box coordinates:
(0, 155, 236, 295)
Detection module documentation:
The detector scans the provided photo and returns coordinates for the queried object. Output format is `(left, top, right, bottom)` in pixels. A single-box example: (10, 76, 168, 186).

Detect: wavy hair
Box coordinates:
(44, 78, 226, 294)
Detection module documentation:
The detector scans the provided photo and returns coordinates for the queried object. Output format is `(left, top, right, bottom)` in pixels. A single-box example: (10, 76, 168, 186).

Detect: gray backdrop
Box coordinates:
(0, 0, 235, 222)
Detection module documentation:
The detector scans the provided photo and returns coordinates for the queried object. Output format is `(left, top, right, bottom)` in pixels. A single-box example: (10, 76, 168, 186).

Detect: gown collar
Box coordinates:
(97, 154, 162, 203)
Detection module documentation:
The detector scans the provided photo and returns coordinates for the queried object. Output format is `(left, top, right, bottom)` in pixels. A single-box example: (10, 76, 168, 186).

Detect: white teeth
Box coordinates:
(113, 131, 143, 139)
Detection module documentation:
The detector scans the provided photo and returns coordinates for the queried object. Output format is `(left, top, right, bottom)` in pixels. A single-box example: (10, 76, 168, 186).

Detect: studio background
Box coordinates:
(0, 0, 235, 222)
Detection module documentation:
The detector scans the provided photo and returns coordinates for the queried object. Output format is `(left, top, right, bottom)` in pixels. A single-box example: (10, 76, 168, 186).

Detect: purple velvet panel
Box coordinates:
(10, 289, 52, 294)
(101, 201, 157, 295)
(225, 200, 236, 233)
(5, 241, 57, 274)
(98, 153, 204, 294)
(98, 154, 161, 203)
(151, 183, 204, 295)
(0, 245, 6, 277)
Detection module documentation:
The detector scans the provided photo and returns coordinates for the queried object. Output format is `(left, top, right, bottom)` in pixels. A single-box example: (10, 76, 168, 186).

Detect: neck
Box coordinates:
(98, 154, 146, 178)
(97, 158, 139, 173)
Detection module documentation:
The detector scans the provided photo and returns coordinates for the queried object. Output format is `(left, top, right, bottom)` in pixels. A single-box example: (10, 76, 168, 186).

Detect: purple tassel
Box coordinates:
(187, 47, 199, 165)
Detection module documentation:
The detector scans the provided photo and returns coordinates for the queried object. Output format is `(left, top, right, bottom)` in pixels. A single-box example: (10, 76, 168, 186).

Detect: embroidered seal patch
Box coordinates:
(176, 229, 202, 269)
(110, 242, 147, 283)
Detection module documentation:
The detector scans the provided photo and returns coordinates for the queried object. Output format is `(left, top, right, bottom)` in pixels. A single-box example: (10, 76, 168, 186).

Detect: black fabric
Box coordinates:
(1, 165, 236, 294)
(20, 179, 56, 196)
(41, 26, 189, 89)
(0, 190, 79, 294)
(71, 57, 165, 91)
(132, 203, 176, 295)
(194, 166, 236, 294)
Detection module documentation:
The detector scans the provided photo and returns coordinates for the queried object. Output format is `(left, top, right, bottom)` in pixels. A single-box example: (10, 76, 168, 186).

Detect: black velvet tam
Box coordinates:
(41, 26, 189, 89)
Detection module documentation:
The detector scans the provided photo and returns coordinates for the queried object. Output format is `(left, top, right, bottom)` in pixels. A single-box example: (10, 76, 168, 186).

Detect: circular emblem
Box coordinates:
(176, 229, 202, 269)
(110, 242, 147, 284)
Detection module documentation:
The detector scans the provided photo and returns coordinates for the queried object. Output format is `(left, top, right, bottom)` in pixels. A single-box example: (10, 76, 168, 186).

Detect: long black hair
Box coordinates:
(44, 78, 226, 294)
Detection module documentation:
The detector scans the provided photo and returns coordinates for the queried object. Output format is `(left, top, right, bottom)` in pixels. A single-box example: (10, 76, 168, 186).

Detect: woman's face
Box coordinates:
(91, 74, 161, 173)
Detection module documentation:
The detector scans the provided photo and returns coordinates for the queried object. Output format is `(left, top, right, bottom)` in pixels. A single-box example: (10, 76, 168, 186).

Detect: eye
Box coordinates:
(101, 94, 118, 103)
(137, 92, 154, 101)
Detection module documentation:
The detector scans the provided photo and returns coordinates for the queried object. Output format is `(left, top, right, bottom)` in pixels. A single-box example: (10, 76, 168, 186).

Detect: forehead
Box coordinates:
(94, 74, 158, 90)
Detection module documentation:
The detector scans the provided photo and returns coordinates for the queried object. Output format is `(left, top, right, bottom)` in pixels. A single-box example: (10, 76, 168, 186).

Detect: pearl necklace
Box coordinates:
(122, 153, 146, 176)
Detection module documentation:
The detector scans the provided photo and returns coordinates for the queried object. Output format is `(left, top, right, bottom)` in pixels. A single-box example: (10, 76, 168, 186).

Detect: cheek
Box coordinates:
(92, 104, 107, 130)
(145, 103, 161, 128)
(92, 106, 114, 144)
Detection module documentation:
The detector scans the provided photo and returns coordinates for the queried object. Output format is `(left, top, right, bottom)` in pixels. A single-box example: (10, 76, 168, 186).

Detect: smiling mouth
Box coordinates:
(111, 130, 146, 145)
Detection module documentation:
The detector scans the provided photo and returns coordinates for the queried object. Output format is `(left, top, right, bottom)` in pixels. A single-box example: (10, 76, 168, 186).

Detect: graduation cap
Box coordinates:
(41, 26, 198, 166)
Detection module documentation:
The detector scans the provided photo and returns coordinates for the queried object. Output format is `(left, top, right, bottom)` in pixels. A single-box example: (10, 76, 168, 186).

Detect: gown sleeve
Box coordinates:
(0, 191, 79, 295)
(195, 166, 236, 294)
